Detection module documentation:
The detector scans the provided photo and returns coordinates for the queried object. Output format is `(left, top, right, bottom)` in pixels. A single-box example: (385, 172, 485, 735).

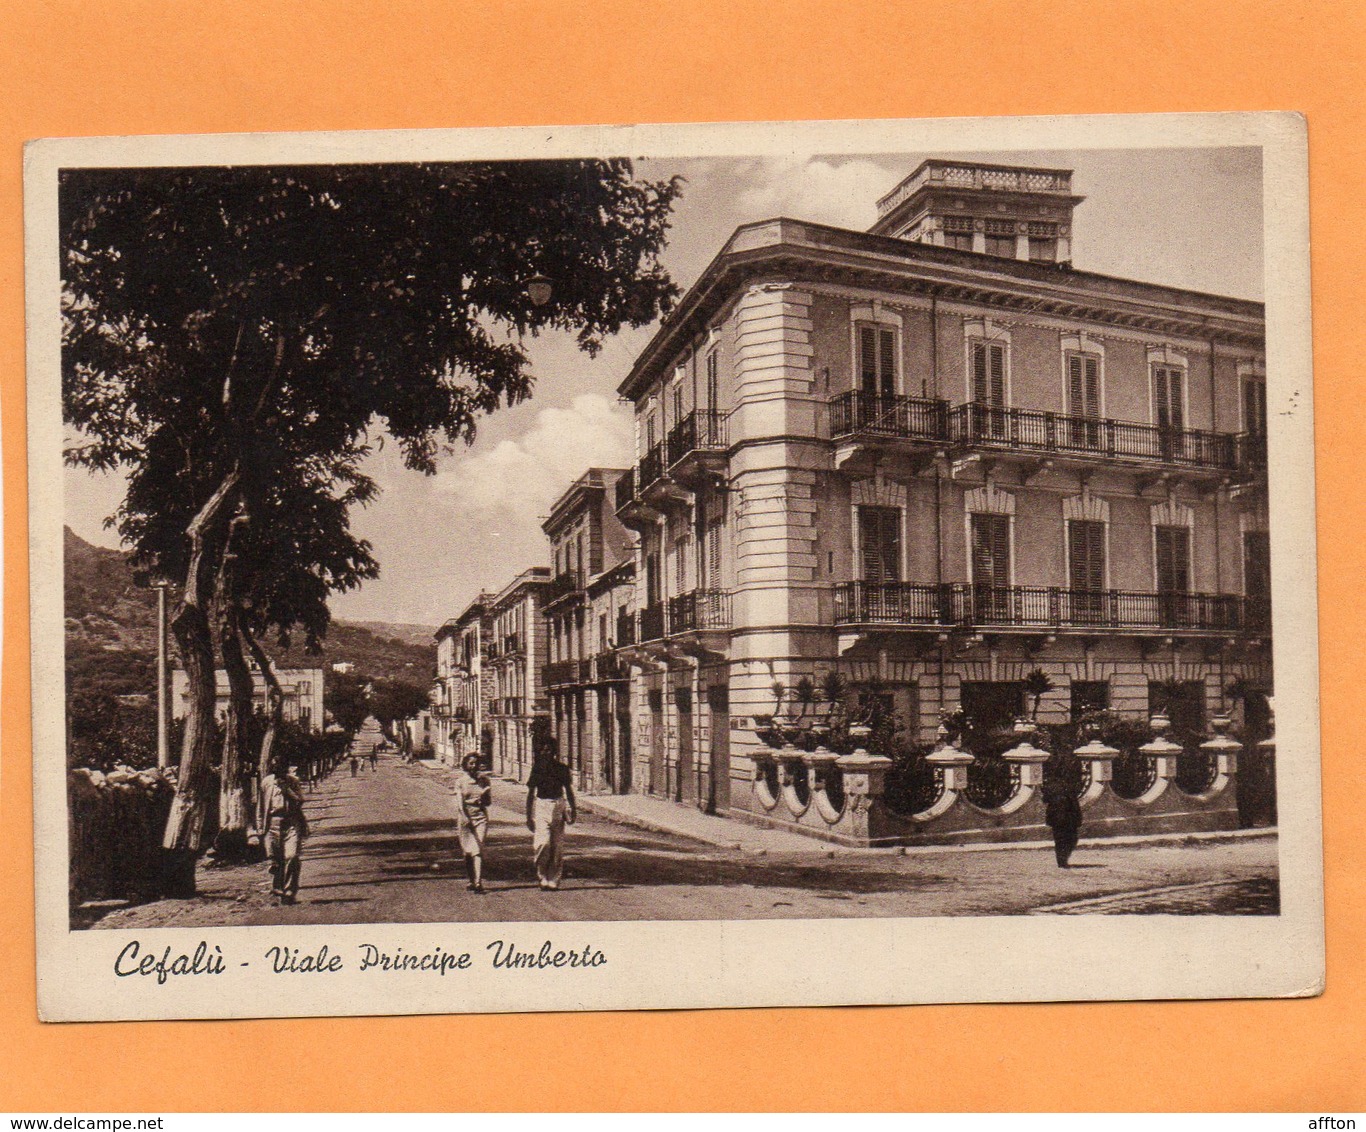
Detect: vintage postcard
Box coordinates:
(26, 112, 1321, 1021)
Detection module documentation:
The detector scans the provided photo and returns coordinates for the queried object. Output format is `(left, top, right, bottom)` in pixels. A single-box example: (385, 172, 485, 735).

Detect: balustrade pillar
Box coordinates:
(1140, 711, 1183, 781)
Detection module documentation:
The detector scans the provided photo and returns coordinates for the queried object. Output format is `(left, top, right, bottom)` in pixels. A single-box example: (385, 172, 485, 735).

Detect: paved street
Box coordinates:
(85, 750, 1279, 930)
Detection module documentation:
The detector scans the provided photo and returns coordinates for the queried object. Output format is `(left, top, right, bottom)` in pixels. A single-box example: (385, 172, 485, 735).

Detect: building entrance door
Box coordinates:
(675, 686, 695, 804)
(617, 703, 633, 794)
(706, 683, 730, 814)
(648, 687, 664, 797)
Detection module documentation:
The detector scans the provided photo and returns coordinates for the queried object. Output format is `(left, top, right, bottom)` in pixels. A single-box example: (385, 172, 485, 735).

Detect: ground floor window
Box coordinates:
(959, 680, 1025, 737)
(1070, 680, 1110, 721)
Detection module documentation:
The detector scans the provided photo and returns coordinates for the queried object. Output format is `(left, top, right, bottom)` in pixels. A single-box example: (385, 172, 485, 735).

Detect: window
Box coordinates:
(858, 505, 902, 585)
(1068, 519, 1107, 623)
(1243, 378, 1267, 436)
(672, 383, 685, 428)
(706, 350, 720, 421)
(970, 512, 1012, 621)
(857, 323, 897, 397)
(704, 512, 724, 591)
(1070, 680, 1110, 721)
(944, 231, 974, 251)
(960, 681, 1025, 735)
(1155, 524, 1192, 627)
(1152, 363, 1186, 430)
(1065, 351, 1102, 447)
(984, 221, 1016, 257)
(970, 339, 1007, 407)
(1028, 237, 1058, 262)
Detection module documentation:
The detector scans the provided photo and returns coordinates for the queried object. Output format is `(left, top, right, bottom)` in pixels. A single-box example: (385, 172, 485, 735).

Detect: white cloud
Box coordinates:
(728, 156, 894, 231)
(436, 393, 633, 524)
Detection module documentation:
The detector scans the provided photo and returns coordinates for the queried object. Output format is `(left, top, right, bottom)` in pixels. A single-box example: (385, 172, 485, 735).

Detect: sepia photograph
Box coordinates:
(27, 113, 1320, 1019)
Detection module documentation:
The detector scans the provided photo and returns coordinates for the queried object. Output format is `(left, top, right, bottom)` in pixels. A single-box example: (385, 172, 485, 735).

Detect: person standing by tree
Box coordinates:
(259, 757, 309, 904)
(453, 754, 492, 894)
(525, 740, 576, 891)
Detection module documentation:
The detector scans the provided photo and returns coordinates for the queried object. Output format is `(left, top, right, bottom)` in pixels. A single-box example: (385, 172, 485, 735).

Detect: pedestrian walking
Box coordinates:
(370, 746, 378, 771)
(453, 753, 492, 893)
(1041, 748, 1084, 868)
(525, 743, 576, 891)
(259, 757, 310, 904)
(350, 753, 359, 777)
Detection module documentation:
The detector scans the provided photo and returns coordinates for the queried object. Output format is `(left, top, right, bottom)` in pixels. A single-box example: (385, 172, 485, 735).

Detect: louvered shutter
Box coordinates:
(878, 327, 896, 396)
(1068, 520, 1106, 592)
(1084, 356, 1100, 417)
(972, 341, 988, 403)
(1068, 354, 1084, 416)
(860, 326, 878, 394)
(859, 506, 901, 584)
(1155, 526, 1191, 593)
(971, 513, 1010, 588)
(1244, 380, 1266, 436)
(1243, 530, 1270, 601)
(989, 343, 1005, 407)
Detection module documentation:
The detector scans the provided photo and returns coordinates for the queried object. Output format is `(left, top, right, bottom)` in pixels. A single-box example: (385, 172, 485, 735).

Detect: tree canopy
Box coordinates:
(61, 159, 683, 860)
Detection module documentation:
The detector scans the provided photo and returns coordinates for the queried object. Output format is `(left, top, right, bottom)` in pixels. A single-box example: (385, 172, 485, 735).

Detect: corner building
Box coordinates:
(613, 159, 1271, 845)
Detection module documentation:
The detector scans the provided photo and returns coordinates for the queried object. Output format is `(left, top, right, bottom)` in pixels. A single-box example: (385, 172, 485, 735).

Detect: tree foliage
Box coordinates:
(61, 159, 682, 857)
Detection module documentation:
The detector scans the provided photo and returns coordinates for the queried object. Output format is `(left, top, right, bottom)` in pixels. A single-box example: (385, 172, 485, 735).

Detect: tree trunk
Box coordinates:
(212, 517, 255, 862)
(162, 472, 239, 881)
(244, 624, 284, 828)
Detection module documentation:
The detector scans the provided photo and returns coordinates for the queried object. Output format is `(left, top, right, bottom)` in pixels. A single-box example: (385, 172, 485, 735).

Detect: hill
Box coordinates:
(64, 528, 437, 701)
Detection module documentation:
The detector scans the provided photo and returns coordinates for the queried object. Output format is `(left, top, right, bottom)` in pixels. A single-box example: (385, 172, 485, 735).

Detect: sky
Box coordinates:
(64, 145, 1264, 627)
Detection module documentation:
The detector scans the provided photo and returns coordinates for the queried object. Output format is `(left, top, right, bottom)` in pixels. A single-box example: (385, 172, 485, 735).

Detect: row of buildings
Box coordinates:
(428, 158, 1273, 845)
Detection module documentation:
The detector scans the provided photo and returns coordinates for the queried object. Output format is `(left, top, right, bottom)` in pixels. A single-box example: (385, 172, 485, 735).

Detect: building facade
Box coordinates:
(612, 159, 1271, 844)
(541, 469, 637, 792)
(432, 595, 495, 766)
(485, 567, 551, 780)
(171, 666, 326, 734)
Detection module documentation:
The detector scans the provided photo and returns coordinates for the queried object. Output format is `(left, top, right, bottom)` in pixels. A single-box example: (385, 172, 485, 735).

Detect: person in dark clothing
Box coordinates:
(525, 745, 576, 890)
(260, 758, 310, 903)
(1041, 749, 1084, 868)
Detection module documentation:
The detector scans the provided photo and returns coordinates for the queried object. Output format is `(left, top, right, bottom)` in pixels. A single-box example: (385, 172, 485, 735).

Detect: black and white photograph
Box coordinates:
(27, 113, 1322, 1020)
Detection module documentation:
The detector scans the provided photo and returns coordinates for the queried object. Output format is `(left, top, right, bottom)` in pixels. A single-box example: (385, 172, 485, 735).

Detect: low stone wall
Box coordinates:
(738, 726, 1245, 847)
(68, 766, 177, 905)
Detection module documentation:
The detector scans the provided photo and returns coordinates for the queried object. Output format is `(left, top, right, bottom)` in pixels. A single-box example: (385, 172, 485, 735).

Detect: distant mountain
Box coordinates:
(64, 528, 437, 702)
(338, 620, 440, 650)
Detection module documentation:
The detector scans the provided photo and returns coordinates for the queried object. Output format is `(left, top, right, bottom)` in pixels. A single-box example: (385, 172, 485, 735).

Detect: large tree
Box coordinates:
(62, 160, 681, 875)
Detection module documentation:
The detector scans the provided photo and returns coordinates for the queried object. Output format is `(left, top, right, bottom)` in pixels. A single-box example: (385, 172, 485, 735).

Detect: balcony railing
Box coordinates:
(639, 601, 667, 642)
(667, 588, 733, 633)
(834, 581, 1261, 633)
(543, 659, 582, 688)
(592, 651, 628, 683)
(830, 391, 948, 442)
(1237, 432, 1267, 474)
(615, 608, 636, 647)
(948, 403, 1239, 471)
(614, 466, 635, 511)
(543, 570, 583, 606)
(639, 444, 664, 492)
(667, 410, 729, 467)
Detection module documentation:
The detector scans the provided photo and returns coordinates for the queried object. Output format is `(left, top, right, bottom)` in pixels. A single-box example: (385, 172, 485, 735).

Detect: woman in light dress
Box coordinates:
(525, 745, 576, 891)
(453, 753, 492, 893)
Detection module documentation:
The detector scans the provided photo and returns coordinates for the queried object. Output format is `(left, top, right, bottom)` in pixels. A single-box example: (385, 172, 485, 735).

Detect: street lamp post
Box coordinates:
(155, 581, 171, 768)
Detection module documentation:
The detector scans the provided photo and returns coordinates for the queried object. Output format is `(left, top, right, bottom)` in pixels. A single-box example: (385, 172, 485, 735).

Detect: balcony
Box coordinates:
(639, 601, 667, 642)
(542, 570, 583, 609)
(591, 651, 628, 683)
(830, 391, 949, 443)
(833, 581, 1263, 635)
(947, 403, 1239, 475)
(543, 659, 583, 689)
(667, 588, 733, 633)
(666, 410, 729, 487)
(1236, 433, 1268, 478)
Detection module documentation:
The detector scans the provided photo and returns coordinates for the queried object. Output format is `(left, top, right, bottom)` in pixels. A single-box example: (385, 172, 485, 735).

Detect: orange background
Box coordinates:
(1, 0, 1362, 1112)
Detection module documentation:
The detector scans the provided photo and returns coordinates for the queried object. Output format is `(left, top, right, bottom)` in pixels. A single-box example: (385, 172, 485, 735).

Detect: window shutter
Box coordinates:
(972, 341, 987, 403)
(1244, 530, 1270, 601)
(860, 326, 878, 394)
(879, 328, 896, 396)
(1156, 526, 1191, 593)
(989, 343, 1005, 406)
(1069, 520, 1106, 592)
(971, 513, 1010, 588)
(1084, 356, 1100, 417)
(1244, 380, 1266, 436)
(1068, 354, 1084, 416)
(859, 506, 901, 584)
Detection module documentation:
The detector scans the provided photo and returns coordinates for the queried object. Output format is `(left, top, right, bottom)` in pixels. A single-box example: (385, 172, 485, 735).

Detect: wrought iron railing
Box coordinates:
(834, 581, 1255, 632)
(948, 402, 1239, 471)
(667, 588, 733, 633)
(592, 651, 627, 682)
(614, 466, 635, 511)
(542, 660, 582, 688)
(542, 571, 583, 606)
(667, 410, 729, 467)
(829, 391, 948, 442)
(639, 444, 664, 491)
(639, 601, 667, 642)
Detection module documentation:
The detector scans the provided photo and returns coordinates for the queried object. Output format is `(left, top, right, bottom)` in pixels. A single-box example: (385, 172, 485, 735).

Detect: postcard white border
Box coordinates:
(25, 112, 1322, 1021)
